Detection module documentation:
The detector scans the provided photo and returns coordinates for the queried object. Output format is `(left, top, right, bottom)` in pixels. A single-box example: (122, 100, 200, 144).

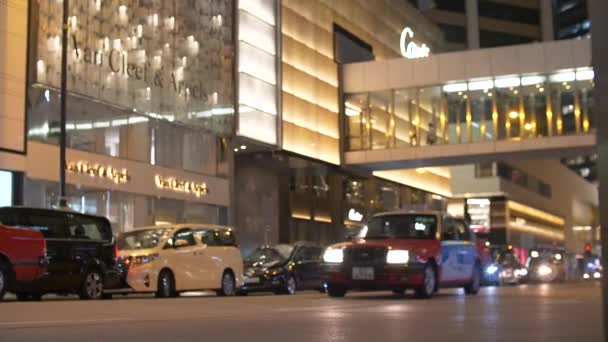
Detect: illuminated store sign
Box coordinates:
(348, 208, 363, 222)
(66, 161, 130, 184)
(400, 27, 430, 59)
(155, 175, 209, 198)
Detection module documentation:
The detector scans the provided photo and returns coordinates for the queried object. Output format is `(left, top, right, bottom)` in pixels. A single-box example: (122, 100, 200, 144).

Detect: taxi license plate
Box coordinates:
(244, 277, 260, 284)
(352, 267, 374, 280)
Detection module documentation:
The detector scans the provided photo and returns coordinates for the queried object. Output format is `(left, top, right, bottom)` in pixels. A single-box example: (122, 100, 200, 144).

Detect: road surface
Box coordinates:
(0, 282, 601, 341)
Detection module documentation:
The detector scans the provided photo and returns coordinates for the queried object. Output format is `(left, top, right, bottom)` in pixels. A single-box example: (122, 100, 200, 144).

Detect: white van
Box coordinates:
(116, 224, 243, 297)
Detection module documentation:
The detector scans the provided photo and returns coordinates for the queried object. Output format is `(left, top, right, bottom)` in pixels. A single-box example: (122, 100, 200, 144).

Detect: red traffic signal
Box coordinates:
(585, 244, 592, 253)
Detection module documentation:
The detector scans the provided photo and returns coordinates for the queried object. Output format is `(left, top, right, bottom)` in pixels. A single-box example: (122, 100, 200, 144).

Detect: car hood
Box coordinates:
(329, 238, 437, 252)
(244, 259, 285, 269)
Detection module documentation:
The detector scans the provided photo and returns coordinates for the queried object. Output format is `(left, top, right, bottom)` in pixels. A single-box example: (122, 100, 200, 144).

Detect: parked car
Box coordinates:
(495, 250, 525, 285)
(116, 224, 243, 297)
(0, 223, 47, 301)
(322, 211, 482, 299)
(241, 242, 323, 295)
(523, 250, 566, 283)
(0, 206, 120, 300)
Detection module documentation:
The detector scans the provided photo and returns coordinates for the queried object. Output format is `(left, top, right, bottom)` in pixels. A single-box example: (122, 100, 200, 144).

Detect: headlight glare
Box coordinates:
(386, 249, 409, 264)
(323, 248, 344, 263)
(486, 265, 498, 275)
(537, 264, 552, 276)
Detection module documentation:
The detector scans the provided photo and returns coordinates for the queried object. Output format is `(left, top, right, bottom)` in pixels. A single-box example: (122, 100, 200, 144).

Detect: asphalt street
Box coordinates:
(0, 282, 602, 342)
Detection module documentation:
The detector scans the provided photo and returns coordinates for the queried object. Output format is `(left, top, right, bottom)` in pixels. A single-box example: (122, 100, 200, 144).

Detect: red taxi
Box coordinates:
(322, 211, 482, 298)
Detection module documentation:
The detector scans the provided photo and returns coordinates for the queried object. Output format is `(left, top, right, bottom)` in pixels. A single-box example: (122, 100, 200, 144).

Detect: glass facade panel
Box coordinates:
(23, 179, 223, 235)
(31, 0, 235, 135)
(344, 69, 596, 152)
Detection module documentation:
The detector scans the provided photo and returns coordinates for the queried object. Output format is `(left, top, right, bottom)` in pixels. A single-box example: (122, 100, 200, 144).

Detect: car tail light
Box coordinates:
(114, 244, 119, 261)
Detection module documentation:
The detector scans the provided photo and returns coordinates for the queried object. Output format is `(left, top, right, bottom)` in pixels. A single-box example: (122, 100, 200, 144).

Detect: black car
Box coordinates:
(241, 242, 324, 295)
(0, 207, 121, 300)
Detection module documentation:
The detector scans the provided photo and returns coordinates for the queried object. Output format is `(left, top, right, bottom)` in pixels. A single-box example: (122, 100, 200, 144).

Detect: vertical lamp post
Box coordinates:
(58, 0, 69, 207)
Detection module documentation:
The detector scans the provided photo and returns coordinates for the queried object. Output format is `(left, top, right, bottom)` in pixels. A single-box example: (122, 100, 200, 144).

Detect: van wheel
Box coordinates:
(156, 270, 176, 298)
(79, 270, 104, 300)
(217, 271, 236, 296)
(465, 264, 481, 295)
(415, 264, 436, 299)
(0, 261, 8, 301)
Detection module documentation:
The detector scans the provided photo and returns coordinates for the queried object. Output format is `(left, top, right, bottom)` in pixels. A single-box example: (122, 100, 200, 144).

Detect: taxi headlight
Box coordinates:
(323, 248, 344, 263)
(386, 250, 409, 264)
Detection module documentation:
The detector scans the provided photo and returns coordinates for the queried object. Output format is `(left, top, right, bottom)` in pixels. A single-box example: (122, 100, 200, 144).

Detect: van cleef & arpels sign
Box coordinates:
(33, 0, 234, 126)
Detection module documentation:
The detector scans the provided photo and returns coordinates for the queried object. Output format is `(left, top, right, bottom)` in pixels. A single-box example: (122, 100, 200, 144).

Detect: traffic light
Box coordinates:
(584, 244, 592, 257)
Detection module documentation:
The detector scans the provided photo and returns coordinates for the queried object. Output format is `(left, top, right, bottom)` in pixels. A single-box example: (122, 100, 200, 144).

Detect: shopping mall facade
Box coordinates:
(0, 0, 598, 256)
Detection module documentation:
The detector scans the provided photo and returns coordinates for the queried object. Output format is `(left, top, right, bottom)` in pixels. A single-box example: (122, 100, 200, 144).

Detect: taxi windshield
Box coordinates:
(117, 228, 172, 250)
(360, 215, 437, 240)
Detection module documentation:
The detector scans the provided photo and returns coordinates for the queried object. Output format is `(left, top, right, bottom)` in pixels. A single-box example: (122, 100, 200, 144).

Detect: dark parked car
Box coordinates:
(0, 207, 120, 300)
(241, 242, 324, 295)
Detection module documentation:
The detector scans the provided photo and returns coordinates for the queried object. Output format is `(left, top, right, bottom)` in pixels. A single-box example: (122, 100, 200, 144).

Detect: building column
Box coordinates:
(590, 0, 608, 338)
(466, 0, 480, 49)
(540, 0, 554, 41)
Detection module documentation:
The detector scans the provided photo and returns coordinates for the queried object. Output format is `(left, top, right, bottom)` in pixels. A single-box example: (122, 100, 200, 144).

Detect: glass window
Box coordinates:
(369, 91, 392, 150)
(441, 217, 456, 240)
(118, 228, 172, 250)
(454, 219, 471, 241)
(168, 229, 196, 248)
(217, 230, 237, 246)
(344, 93, 367, 151)
(418, 86, 442, 146)
(394, 89, 415, 147)
(0, 208, 67, 239)
(67, 214, 113, 241)
(245, 245, 294, 263)
(195, 228, 236, 247)
(360, 214, 437, 240)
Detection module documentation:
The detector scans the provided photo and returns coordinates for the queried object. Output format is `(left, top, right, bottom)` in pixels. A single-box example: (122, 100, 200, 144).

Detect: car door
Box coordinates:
(165, 228, 199, 290)
(23, 210, 77, 292)
(292, 247, 312, 288)
(453, 219, 477, 283)
(307, 247, 323, 289)
(194, 229, 222, 289)
(439, 217, 460, 284)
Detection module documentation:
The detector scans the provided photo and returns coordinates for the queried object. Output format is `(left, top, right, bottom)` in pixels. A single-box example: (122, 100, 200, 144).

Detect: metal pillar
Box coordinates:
(58, 0, 69, 207)
(590, 0, 608, 340)
(465, 0, 480, 49)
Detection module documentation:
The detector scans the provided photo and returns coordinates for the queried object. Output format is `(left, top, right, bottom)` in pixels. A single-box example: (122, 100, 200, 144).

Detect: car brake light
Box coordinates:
(114, 244, 119, 261)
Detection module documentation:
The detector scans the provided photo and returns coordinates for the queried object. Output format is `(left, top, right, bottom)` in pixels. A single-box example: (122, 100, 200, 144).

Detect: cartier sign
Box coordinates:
(400, 27, 430, 59)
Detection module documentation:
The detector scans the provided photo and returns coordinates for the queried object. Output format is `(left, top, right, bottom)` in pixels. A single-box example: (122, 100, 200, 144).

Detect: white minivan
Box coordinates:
(116, 224, 243, 297)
